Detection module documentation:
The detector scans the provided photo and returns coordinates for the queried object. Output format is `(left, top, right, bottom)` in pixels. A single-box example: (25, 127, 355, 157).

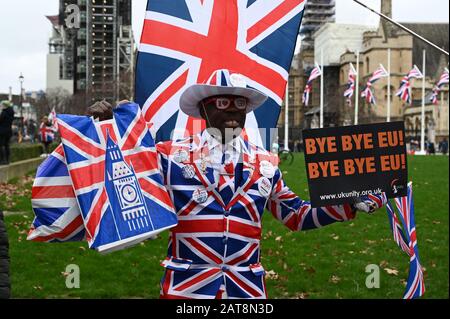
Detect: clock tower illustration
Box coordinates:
(105, 133, 155, 239)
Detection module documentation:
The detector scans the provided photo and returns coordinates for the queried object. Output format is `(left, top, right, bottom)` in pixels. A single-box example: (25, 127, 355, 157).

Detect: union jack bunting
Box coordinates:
(27, 144, 85, 243)
(302, 63, 321, 106)
(343, 63, 357, 105)
(396, 65, 423, 105)
(135, 0, 306, 148)
(361, 64, 388, 105)
(56, 102, 178, 253)
(386, 182, 425, 299)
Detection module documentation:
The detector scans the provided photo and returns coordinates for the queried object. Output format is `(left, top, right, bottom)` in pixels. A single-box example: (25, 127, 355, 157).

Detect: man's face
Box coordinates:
(200, 95, 247, 141)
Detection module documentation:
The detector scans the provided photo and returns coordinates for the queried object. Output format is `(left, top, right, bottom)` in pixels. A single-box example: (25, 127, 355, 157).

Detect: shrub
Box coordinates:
(10, 144, 43, 163)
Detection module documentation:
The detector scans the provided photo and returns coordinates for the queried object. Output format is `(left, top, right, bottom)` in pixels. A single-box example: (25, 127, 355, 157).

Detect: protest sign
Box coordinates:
(302, 122, 407, 207)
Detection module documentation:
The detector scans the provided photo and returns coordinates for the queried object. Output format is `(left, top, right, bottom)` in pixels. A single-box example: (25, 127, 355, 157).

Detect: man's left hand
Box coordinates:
(353, 193, 387, 214)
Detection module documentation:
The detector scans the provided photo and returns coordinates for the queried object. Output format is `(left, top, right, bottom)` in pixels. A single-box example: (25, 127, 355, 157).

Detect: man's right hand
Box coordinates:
(86, 100, 113, 121)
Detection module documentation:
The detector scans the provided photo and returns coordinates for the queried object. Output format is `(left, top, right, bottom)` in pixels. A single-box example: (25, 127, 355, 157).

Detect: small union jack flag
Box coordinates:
(361, 64, 388, 105)
(135, 0, 306, 148)
(386, 182, 425, 299)
(302, 63, 321, 106)
(56, 102, 178, 253)
(343, 63, 357, 105)
(429, 68, 449, 104)
(396, 65, 423, 105)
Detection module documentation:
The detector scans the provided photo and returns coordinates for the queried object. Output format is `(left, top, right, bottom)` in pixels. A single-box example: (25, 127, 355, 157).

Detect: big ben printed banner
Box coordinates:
(57, 103, 178, 254)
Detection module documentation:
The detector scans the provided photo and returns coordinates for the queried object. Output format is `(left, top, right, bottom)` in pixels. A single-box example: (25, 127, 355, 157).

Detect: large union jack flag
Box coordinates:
(386, 182, 425, 299)
(56, 103, 177, 253)
(135, 0, 306, 148)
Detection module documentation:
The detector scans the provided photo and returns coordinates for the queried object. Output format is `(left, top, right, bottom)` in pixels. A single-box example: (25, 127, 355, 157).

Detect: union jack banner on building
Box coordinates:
(135, 0, 306, 148)
(56, 102, 178, 253)
(302, 63, 321, 106)
(343, 63, 357, 105)
(361, 64, 389, 105)
(386, 182, 425, 299)
(396, 65, 423, 105)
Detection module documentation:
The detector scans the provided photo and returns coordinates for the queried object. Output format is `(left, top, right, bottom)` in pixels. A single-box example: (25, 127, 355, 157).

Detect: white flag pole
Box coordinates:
(284, 82, 289, 151)
(320, 49, 324, 128)
(420, 50, 427, 154)
(387, 48, 391, 122)
(355, 50, 360, 125)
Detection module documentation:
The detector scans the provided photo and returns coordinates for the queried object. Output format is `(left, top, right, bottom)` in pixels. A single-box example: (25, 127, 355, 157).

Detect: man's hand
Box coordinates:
(353, 193, 387, 214)
(86, 100, 113, 121)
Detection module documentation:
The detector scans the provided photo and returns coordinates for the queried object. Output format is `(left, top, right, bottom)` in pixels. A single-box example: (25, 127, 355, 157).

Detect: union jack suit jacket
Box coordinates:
(156, 131, 356, 299)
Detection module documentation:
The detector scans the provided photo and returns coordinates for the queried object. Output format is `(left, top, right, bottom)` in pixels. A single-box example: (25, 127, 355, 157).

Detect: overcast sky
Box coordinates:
(0, 0, 448, 94)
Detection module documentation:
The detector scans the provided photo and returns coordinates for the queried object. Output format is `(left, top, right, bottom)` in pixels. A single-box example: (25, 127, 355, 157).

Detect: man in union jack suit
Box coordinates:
(94, 69, 386, 299)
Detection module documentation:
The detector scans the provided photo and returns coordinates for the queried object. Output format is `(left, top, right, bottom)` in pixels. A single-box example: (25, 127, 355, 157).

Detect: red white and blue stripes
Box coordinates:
(429, 68, 449, 105)
(302, 63, 322, 106)
(361, 64, 389, 105)
(343, 63, 357, 105)
(386, 182, 425, 299)
(396, 65, 423, 105)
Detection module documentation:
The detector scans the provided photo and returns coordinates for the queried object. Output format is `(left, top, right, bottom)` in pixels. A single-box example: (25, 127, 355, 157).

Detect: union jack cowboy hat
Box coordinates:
(179, 69, 268, 119)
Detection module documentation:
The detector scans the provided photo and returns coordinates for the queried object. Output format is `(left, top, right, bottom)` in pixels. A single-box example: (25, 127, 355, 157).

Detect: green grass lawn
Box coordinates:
(3, 155, 449, 298)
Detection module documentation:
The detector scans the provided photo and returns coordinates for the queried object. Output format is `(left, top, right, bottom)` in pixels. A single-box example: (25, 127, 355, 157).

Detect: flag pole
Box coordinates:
(284, 82, 289, 151)
(320, 49, 324, 128)
(420, 50, 427, 154)
(353, 0, 449, 57)
(355, 50, 360, 125)
(387, 48, 391, 122)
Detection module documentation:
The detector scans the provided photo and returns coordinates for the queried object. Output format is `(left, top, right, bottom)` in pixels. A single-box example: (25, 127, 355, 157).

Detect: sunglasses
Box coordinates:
(202, 96, 248, 110)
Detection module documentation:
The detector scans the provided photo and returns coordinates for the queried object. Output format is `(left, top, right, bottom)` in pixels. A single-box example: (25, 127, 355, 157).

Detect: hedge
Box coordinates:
(10, 142, 59, 163)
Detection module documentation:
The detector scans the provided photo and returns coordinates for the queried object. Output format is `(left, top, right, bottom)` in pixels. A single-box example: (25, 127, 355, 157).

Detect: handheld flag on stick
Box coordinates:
(361, 64, 389, 105)
(386, 182, 425, 299)
(344, 63, 357, 105)
(302, 63, 322, 106)
(396, 65, 423, 105)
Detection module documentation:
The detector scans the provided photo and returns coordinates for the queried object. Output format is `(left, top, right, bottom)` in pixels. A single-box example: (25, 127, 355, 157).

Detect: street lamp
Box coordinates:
(19, 73, 24, 138)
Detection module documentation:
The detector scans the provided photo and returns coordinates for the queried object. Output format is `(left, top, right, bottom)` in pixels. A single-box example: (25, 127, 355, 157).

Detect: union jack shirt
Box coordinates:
(157, 130, 356, 299)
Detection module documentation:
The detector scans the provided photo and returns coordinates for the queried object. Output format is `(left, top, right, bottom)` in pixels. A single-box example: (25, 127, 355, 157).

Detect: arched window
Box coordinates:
(384, 85, 395, 102)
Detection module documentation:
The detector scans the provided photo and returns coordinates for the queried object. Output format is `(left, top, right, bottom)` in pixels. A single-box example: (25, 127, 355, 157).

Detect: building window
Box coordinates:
(384, 85, 395, 102)
(366, 57, 370, 74)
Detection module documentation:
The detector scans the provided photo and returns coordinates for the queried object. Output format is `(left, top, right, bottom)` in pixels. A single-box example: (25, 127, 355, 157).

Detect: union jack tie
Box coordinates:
(218, 152, 235, 205)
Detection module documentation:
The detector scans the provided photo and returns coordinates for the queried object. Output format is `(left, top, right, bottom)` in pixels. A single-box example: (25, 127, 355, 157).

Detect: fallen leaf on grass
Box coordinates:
(79, 246, 86, 251)
(295, 292, 310, 299)
(380, 260, 389, 268)
(384, 268, 399, 276)
(265, 270, 279, 280)
(275, 236, 282, 242)
(432, 220, 441, 225)
(332, 235, 339, 240)
(330, 275, 341, 284)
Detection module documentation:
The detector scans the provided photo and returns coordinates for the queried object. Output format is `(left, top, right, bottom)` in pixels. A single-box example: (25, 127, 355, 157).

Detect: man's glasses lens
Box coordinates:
(203, 97, 248, 110)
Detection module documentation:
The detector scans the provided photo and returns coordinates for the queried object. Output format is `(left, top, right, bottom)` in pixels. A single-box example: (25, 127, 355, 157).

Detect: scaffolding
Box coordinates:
(300, 0, 336, 50)
(53, 0, 133, 103)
